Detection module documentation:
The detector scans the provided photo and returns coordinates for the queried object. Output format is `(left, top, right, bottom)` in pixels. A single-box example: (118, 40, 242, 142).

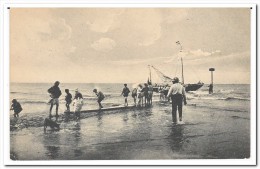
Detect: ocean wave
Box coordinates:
(83, 96, 97, 100)
(21, 100, 74, 104)
(82, 94, 94, 97)
(224, 97, 250, 101)
(231, 116, 250, 120)
(19, 96, 115, 104)
(218, 89, 235, 94)
(188, 91, 208, 95)
(187, 95, 250, 101)
(10, 92, 28, 94)
(20, 101, 48, 104)
(202, 97, 250, 101)
(217, 89, 249, 95)
(10, 91, 46, 95)
(189, 88, 248, 96)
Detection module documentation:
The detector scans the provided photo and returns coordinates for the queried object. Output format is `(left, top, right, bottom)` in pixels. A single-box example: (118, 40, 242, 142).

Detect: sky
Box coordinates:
(10, 8, 251, 84)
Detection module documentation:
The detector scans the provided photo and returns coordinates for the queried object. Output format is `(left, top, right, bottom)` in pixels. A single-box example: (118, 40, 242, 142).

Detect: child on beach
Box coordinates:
(65, 89, 72, 111)
(121, 84, 130, 106)
(73, 89, 84, 119)
(132, 88, 137, 106)
(10, 99, 23, 118)
(142, 83, 149, 106)
(93, 89, 105, 109)
(137, 84, 144, 107)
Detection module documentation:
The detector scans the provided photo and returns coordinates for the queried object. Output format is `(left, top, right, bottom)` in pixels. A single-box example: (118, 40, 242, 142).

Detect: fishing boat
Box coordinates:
(148, 41, 204, 92)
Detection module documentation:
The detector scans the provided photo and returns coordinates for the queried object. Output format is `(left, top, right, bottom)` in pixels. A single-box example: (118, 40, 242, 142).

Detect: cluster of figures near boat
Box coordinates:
(10, 76, 206, 131)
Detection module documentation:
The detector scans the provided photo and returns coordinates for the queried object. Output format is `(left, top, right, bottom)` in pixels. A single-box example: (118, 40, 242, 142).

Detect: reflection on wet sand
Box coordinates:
(73, 121, 82, 158)
(167, 125, 184, 152)
(42, 116, 83, 159)
(43, 130, 61, 159)
(97, 111, 104, 127)
(123, 112, 129, 122)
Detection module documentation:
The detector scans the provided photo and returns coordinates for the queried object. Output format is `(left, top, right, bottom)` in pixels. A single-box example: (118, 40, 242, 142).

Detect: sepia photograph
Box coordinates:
(1, 2, 256, 166)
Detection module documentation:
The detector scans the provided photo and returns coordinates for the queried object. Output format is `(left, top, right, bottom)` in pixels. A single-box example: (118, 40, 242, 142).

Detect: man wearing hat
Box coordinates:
(48, 81, 62, 118)
(167, 77, 187, 124)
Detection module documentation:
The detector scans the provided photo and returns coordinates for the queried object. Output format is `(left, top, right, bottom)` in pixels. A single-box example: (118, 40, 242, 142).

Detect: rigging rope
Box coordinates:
(151, 66, 173, 84)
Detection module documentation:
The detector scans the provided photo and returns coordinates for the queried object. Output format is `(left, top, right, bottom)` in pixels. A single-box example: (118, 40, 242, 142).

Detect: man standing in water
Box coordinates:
(142, 83, 149, 106)
(48, 81, 62, 118)
(121, 84, 130, 106)
(93, 89, 105, 109)
(209, 84, 213, 94)
(167, 77, 187, 124)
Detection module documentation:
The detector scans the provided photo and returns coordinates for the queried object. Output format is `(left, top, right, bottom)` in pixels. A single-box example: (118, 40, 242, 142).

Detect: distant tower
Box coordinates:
(209, 68, 215, 94)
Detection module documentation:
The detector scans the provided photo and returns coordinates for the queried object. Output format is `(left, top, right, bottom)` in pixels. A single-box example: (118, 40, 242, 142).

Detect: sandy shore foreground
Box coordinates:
(10, 102, 250, 160)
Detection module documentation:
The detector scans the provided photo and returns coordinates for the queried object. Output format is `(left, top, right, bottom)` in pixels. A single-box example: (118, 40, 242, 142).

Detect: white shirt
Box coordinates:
(167, 83, 186, 97)
(137, 87, 142, 95)
(73, 98, 83, 112)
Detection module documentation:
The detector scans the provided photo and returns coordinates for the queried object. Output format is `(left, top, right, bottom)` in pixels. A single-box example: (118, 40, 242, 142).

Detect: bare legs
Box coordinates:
(124, 97, 128, 106)
(49, 103, 59, 118)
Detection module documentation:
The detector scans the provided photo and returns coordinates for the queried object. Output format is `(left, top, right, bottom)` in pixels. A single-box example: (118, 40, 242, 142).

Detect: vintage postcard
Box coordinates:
(1, 1, 257, 166)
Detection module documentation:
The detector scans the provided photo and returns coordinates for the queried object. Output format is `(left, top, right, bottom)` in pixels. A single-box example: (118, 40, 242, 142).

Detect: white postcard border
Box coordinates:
(1, 1, 257, 166)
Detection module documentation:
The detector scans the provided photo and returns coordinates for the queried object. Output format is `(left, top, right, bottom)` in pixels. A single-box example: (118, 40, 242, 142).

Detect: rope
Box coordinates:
(188, 64, 202, 82)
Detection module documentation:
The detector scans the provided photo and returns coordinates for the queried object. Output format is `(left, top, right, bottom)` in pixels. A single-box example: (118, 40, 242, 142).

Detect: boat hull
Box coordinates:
(184, 83, 204, 92)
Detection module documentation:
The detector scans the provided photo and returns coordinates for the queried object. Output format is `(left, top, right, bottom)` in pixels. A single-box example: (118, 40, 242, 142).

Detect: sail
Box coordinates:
(151, 66, 173, 84)
(150, 65, 204, 92)
(150, 41, 204, 92)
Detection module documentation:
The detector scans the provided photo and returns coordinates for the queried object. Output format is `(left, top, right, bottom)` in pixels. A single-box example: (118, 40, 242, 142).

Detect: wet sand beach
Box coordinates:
(10, 101, 250, 160)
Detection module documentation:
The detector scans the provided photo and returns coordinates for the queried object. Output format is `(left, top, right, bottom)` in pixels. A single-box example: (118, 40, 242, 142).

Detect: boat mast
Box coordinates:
(176, 41, 184, 84)
(148, 65, 152, 84)
(181, 57, 184, 84)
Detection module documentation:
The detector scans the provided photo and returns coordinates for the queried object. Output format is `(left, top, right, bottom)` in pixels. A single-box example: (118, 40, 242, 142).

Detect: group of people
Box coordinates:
(119, 78, 187, 124)
(158, 85, 171, 101)
(47, 81, 105, 118)
(107, 83, 153, 108)
(132, 83, 153, 107)
(10, 77, 187, 124)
